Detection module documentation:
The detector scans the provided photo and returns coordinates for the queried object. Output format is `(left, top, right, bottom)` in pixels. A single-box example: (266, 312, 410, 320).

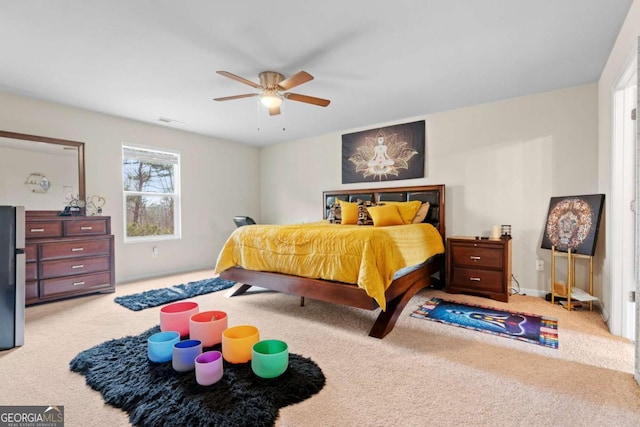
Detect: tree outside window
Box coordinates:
(122, 145, 181, 241)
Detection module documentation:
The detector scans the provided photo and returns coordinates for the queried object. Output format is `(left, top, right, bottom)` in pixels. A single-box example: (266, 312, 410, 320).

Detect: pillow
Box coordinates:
(327, 201, 342, 224)
(338, 200, 359, 225)
(357, 200, 375, 226)
(366, 204, 404, 227)
(377, 200, 422, 224)
(412, 202, 431, 224)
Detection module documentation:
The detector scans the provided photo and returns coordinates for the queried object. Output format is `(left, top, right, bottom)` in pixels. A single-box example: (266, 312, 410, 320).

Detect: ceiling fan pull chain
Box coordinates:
(256, 98, 261, 131)
(281, 103, 285, 131)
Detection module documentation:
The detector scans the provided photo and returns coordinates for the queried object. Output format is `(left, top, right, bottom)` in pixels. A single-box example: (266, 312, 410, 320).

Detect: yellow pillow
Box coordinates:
(338, 200, 359, 225)
(378, 200, 422, 224)
(366, 204, 404, 227)
(412, 202, 431, 223)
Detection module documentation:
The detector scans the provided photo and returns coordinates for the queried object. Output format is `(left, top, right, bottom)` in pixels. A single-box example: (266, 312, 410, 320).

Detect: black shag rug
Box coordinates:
(114, 277, 236, 311)
(70, 326, 326, 427)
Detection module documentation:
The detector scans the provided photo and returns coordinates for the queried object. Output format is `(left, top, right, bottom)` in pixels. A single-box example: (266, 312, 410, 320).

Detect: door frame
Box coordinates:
(612, 44, 637, 340)
(611, 41, 637, 384)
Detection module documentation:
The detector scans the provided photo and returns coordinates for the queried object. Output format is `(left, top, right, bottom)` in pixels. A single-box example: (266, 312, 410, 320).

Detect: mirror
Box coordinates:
(0, 130, 85, 212)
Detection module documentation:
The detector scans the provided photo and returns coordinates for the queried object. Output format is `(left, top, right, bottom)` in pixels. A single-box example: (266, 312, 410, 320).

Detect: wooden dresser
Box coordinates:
(25, 211, 115, 305)
(446, 236, 512, 302)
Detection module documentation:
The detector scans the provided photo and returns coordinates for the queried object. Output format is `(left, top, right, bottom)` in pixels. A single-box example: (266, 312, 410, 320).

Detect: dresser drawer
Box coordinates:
(64, 219, 108, 236)
(450, 267, 504, 293)
(451, 244, 503, 269)
(40, 256, 110, 279)
(26, 221, 62, 239)
(40, 272, 111, 297)
(40, 239, 111, 260)
(26, 281, 38, 301)
(25, 244, 37, 262)
(26, 262, 37, 281)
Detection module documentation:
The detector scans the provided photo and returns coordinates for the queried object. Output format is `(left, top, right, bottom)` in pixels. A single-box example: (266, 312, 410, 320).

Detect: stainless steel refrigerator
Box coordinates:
(0, 206, 25, 350)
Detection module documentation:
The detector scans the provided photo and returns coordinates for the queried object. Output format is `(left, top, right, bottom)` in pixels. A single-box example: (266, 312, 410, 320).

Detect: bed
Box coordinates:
(216, 184, 446, 338)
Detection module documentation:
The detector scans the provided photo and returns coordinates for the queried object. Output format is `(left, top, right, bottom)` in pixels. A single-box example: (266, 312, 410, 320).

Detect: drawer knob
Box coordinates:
(73, 281, 85, 286)
(71, 264, 85, 269)
(30, 228, 45, 232)
(470, 256, 481, 261)
(71, 247, 84, 252)
(80, 226, 93, 230)
(469, 277, 481, 281)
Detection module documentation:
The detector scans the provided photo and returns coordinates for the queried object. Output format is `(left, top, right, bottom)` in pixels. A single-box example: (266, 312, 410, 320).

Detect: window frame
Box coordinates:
(122, 143, 182, 244)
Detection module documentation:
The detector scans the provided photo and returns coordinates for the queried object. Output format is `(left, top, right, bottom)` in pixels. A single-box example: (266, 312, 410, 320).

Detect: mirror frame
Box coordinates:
(0, 130, 86, 209)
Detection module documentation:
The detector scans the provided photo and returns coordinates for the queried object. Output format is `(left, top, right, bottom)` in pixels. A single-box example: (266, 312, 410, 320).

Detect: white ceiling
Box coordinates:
(0, 1, 633, 147)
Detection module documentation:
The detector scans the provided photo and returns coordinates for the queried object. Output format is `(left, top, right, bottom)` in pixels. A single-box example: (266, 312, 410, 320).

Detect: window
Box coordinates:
(122, 144, 181, 242)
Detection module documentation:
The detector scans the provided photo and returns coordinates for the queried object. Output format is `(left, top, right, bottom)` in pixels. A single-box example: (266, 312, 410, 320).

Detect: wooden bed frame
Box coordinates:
(220, 184, 446, 338)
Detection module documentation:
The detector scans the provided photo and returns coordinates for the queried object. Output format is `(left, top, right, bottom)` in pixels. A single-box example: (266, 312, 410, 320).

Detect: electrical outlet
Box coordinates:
(152, 246, 159, 258)
(536, 259, 544, 271)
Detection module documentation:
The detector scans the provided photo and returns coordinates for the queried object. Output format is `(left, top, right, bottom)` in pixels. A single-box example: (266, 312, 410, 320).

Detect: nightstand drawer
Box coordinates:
(450, 267, 504, 293)
(451, 244, 503, 269)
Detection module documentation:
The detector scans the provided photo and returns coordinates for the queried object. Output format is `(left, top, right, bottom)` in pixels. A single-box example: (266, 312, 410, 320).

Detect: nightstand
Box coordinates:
(446, 236, 512, 302)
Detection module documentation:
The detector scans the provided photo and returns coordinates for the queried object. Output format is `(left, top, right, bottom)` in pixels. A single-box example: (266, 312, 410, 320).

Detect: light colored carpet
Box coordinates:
(1, 269, 639, 426)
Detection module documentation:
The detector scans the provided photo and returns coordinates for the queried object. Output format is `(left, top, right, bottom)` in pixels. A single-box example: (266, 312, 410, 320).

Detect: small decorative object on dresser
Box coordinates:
(61, 194, 86, 216)
(446, 236, 512, 302)
(25, 211, 115, 305)
(85, 195, 106, 216)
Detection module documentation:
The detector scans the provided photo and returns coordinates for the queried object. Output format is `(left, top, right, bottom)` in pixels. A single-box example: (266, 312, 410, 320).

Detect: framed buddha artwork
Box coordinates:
(341, 120, 425, 184)
(541, 194, 605, 256)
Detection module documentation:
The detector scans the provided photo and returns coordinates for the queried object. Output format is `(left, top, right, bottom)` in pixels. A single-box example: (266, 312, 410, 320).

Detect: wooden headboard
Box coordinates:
(322, 184, 446, 240)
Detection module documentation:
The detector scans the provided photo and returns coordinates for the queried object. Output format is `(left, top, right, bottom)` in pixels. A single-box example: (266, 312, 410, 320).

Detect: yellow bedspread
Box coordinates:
(214, 221, 444, 310)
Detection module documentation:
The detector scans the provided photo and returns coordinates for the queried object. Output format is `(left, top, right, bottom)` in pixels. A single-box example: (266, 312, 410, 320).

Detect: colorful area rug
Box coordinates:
(70, 326, 325, 427)
(114, 277, 236, 311)
(411, 298, 558, 349)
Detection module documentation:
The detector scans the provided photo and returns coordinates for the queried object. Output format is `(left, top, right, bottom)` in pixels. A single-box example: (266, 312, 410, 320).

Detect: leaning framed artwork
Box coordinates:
(540, 194, 605, 256)
(341, 120, 425, 184)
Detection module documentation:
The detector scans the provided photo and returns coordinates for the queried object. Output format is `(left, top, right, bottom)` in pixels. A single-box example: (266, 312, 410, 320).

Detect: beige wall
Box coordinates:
(0, 91, 260, 283)
(260, 84, 599, 297)
(597, 0, 640, 336)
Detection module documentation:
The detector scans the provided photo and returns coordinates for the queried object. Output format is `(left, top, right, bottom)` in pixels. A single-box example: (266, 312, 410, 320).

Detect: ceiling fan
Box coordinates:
(213, 70, 331, 116)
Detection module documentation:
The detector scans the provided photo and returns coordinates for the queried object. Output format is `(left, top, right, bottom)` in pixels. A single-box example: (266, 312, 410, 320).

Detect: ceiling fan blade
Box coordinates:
(213, 93, 258, 102)
(268, 106, 281, 116)
(277, 71, 313, 90)
(285, 92, 331, 107)
(216, 71, 261, 89)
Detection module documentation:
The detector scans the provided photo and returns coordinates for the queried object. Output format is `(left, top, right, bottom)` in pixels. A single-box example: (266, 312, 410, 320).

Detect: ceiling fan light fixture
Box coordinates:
(215, 70, 330, 115)
(260, 92, 282, 108)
